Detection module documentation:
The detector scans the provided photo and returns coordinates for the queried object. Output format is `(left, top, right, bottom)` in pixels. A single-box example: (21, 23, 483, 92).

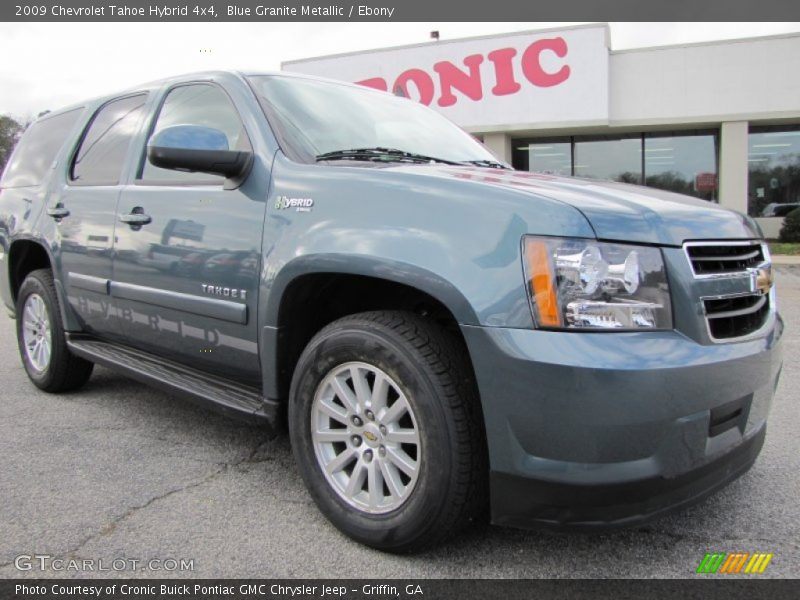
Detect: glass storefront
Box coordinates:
(574, 135, 641, 183)
(747, 126, 800, 217)
(644, 134, 719, 201)
(512, 130, 719, 201)
(513, 139, 571, 176)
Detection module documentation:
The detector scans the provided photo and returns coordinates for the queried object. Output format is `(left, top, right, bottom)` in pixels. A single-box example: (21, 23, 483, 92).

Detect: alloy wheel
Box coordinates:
(310, 361, 421, 514)
(22, 293, 52, 372)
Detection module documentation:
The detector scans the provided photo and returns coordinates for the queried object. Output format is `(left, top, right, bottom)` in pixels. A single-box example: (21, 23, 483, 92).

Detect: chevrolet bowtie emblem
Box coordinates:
(751, 266, 774, 295)
(364, 431, 378, 442)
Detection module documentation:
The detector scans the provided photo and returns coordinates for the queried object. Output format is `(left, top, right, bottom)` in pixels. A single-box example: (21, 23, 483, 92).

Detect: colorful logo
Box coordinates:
(696, 552, 773, 574)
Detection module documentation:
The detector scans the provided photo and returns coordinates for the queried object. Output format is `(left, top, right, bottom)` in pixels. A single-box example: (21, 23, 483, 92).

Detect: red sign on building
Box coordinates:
(695, 173, 718, 192)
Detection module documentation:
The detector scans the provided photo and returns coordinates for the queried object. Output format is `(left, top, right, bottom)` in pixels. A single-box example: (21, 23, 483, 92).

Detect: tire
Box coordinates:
(288, 310, 487, 552)
(15, 268, 94, 392)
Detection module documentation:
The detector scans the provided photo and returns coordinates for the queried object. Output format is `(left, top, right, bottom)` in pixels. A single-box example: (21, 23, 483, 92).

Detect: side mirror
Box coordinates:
(147, 125, 252, 182)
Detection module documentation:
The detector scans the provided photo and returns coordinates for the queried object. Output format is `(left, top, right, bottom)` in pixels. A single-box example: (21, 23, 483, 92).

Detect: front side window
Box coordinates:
(1, 108, 83, 188)
(71, 94, 147, 186)
(247, 75, 498, 165)
(140, 84, 248, 184)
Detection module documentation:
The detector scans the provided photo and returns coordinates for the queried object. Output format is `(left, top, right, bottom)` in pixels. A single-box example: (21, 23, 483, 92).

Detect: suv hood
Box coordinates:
(391, 165, 761, 246)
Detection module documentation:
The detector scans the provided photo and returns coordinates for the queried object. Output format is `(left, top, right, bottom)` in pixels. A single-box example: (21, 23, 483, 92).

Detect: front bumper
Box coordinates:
(461, 319, 783, 529)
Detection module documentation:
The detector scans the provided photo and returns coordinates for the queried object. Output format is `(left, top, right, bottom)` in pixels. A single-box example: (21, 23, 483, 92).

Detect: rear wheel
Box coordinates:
(16, 269, 94, 392)
(288, 310, 487, 552)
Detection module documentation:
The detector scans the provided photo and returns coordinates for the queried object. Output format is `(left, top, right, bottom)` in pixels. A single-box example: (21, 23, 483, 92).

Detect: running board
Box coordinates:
(66, 335, 280, 426)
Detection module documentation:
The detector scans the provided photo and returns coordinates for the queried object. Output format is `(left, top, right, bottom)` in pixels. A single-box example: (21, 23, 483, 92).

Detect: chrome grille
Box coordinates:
(686, 242, 765, 276)
(684, 241, 773, 342)
(703, 293, 770, 340)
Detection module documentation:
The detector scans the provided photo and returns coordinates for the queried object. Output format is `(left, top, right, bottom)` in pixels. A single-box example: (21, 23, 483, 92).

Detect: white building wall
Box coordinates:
(482, 133, 512, 164)
(719, 121, 749, 214)
(609, 35, 800, 126)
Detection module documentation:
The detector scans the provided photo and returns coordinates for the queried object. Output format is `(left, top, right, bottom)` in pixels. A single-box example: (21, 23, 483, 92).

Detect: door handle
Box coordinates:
(47, 204, 70, 220)
(119, 207, 152, 228)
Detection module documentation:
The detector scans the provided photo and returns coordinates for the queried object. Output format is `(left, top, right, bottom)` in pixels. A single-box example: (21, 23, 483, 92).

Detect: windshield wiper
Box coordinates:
(459, 159, 512, 170)
(315, 147, 462, 165)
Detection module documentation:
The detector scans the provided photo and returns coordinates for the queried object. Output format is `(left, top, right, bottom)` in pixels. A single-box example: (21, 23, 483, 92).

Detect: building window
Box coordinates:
(513, 138, 571, 176)
(574, 135, 641, 183)
(645, 133, 719, 202)
(748, 125, 800, 218)
(512, 130, 719, 202)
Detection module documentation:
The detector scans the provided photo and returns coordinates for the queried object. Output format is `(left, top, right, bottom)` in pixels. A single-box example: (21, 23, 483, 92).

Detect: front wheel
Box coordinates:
(16, 269, 94, 392)
(288, 311, 487, 552)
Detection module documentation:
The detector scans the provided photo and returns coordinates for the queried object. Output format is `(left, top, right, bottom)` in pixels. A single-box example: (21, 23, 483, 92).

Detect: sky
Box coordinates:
(1, 21, 799, 119)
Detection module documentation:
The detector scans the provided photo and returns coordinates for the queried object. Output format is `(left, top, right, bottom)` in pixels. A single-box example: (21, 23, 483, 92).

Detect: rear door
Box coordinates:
(56, 94, 149, 338)
(112, 82, 267, 384)
(0, 108, 84, 312)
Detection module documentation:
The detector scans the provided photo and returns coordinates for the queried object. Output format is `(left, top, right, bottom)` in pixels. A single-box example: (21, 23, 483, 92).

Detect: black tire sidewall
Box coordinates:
(16, 271, 64, 389)
(289, 324, 458, 551)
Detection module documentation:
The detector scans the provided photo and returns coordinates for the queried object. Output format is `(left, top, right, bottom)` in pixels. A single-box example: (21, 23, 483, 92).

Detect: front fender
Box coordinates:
(265, 253, 480, 326)
(258, 153, 595, 331)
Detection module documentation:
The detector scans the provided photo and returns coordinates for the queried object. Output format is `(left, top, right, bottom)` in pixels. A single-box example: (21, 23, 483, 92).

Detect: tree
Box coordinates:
(779, 208, 800, 243)
(0, 115, 26, 174)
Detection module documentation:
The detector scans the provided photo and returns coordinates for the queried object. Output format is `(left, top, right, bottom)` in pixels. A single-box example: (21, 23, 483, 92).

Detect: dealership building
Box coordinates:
(284, 24, 800, 238)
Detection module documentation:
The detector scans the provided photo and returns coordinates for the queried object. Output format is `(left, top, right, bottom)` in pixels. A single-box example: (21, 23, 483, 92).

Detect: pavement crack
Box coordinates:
(62, 437, 275, 558)
(241, 439, 274, 464)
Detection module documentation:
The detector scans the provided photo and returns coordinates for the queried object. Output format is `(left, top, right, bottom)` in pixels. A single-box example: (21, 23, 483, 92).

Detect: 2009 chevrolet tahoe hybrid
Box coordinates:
(0, 71, 783, 552)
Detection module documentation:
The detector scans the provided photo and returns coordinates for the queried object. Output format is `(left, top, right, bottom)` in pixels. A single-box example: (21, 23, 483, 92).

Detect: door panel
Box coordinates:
(111, 83, 266, 384)
(112, 186, 265, 383)
(57, 186, 120, 335)
(58, 94, 148, 338)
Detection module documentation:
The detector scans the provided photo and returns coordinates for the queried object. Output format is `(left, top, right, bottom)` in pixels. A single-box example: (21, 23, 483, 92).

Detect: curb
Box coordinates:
(772, 255, 800, 266)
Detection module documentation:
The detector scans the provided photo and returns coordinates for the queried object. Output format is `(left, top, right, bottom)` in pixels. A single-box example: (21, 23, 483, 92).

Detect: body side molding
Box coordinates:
(109, 281, 247, 324)
(68, 272, 110, 295)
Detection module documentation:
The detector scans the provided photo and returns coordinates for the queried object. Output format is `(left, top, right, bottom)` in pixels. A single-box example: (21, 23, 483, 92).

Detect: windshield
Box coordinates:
(248, 75, 501, 165)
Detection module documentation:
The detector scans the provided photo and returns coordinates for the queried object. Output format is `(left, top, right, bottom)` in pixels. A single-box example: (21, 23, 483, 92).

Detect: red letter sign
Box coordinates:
(487, 48, 521, 96)
(393, 69, 435, 105)
(433, 54, 485, 107)
(521, 37, 570, 87)
(356, 77, 388, 91)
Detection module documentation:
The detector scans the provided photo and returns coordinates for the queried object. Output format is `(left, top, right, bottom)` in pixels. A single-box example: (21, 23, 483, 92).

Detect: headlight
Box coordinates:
(522, 236, 672, 330)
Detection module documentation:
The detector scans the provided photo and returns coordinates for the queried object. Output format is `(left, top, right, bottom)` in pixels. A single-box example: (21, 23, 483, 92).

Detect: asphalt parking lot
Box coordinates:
(1, 268, 798, 580)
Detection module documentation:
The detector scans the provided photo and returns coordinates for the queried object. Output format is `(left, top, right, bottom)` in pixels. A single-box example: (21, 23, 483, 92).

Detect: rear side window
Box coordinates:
(71, 94, 147, 186)
(1, 109, 82, 188)
(139, 83, 249, 184)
